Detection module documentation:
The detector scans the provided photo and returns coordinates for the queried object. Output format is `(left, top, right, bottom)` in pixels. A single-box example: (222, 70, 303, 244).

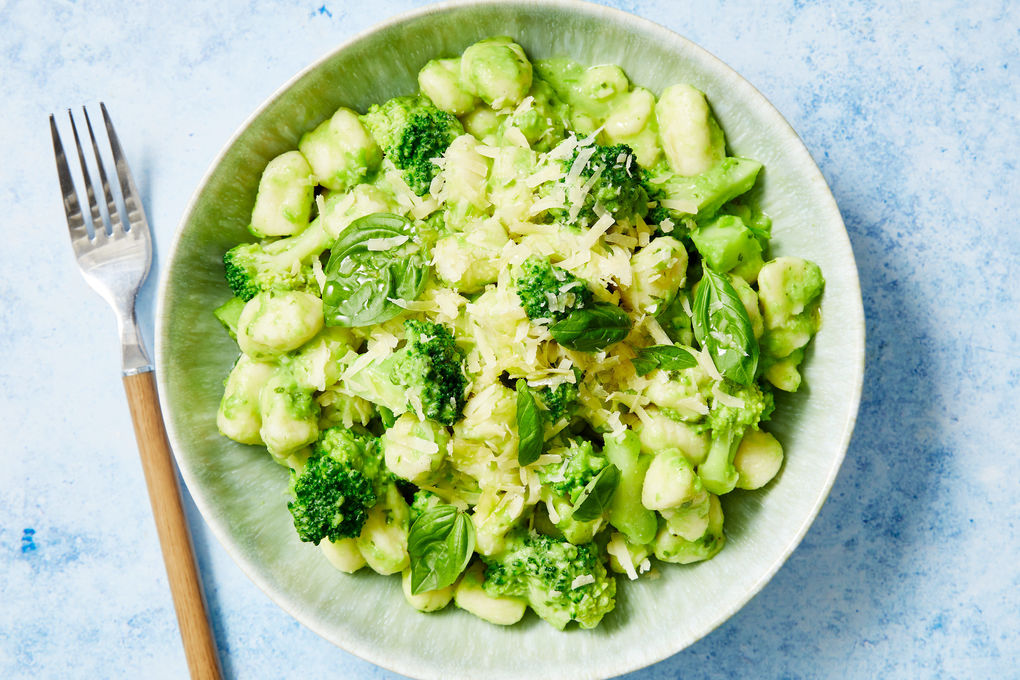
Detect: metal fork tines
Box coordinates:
(51, 103, 153, 375)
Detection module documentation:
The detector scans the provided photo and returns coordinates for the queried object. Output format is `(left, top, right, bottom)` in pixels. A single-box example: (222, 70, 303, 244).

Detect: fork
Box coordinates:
(50, 104, 222, 680)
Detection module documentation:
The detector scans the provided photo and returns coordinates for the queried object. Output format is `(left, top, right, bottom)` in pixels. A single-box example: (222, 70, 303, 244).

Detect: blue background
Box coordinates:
(2, 0, 1017, 678)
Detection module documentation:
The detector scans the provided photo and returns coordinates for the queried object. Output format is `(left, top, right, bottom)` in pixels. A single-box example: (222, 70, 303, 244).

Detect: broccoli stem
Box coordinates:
(697, 426, 745, 495)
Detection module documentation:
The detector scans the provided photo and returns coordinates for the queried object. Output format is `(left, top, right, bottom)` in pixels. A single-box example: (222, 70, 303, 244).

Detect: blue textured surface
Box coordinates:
(2, 0, 1017, 678)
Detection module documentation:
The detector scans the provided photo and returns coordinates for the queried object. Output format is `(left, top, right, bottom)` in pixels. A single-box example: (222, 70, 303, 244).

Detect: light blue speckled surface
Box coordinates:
(1, 1, 1016, 678)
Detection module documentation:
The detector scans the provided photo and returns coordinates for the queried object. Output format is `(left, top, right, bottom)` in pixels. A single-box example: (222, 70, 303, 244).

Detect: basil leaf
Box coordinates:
(632, 345, 699, 376)
(692, 267, 759, 385)
(322, 213, 429, 327)
(549, 303, 632, 352)
(408, 505, 475, 595)
(516, 380, 544, 466)
(571, 465, 620, 521)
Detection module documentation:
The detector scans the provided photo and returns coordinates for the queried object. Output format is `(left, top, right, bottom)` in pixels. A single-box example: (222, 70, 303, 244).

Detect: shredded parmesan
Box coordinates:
(364, 234, 409, 251)
(713, 384, 747, 409)
(527, 194, 562, 216)
(578, 126, 604, 148)
(645, 316, 672, 345)
(607, 534, 639, 580)
(580, 209, 615, 251)
(604, 232, 638, 248)
(512, 96, 535, 117)
(571, 574, 595, 589)
(525, 164, 563, 188)
(680, 295, 694, 318)
(504, 126, 531, 148)
(474, 144, 500, 158)
(547, 135, 579, 162)
(311, 257, 326, 293)
(387, 297, 435, 312)
(407, 390, 425, 421)
(566, 146, 595, 187)
(661, 198, 699, 214)
(406, 437, 440, 455)
(694, 346, 724, 382)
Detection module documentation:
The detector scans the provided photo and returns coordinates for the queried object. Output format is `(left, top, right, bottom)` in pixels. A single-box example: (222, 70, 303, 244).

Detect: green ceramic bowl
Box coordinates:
(156, 1, 866, 678)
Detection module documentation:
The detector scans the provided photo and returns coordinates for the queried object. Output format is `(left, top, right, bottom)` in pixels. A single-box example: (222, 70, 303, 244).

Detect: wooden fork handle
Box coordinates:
(123, 371, 222, 680)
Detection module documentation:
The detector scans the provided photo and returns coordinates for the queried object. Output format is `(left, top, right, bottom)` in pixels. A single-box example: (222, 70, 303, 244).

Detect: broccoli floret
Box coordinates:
(706, 382, 775, 434)
(536, 375, 580, 422)
(223, 217, 331, 301)
(697, 382, 775, 495)
(390, 320, 469, 425)
(344, 320, 469, 426)
(482, 530, 616, 629)
(547, 143, 649, 228)
(539, 439, 607, 505)
(362, 97, 464, 196)
(514, 256, 592, 322)
(287, 426, 387, 544)
(409, 489, 444, 524)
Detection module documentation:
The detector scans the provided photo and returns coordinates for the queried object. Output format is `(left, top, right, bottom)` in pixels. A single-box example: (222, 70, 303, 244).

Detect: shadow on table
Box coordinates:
(617, 184, 948, 678)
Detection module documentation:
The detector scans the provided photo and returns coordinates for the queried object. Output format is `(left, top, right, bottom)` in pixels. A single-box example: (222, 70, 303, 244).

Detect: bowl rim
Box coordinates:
(155, 1, 866, 677)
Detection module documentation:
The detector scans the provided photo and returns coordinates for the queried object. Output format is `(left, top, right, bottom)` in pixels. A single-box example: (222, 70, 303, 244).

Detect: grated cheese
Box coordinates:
(364, 234, 409, 251)
(604, 232, 638, 248)
(407, 390, 425, 421)
(566, 146, 595, 187)
(571, 574, 595, 589)
(387, 297, 435, 312)
(474, 144, 500, 158)
(661, 198, 699, 214)
(528, 194, 562, 216)
(712, 384, 747, 409)
(406, 437, 440, 455)
(680, 295, 694, 319)
(504, 126, 531, 149)
(512, 96, 535, 116)
(311, 257, 326, 293)
(525, 164, 563, 188)
(607, 534, 639, 580)
(645, 316, 672, 345)
(694, 346, 724, 382)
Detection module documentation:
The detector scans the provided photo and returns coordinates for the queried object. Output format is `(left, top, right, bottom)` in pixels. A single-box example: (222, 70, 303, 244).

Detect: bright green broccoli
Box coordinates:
(287, 426, 388, 545)
(697, 382, 775, 495)
(536, 375, 580, 422)
(514, 256, 592, 323)
(482, 530, 616, 629)
(409, 488, 444, 524)
(539, 439, 608, 505)
(342, 319, 469, 426)
(361, 97, 464, 196)
(223, 217, 330, 301)
(547, 143, 649, 228)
